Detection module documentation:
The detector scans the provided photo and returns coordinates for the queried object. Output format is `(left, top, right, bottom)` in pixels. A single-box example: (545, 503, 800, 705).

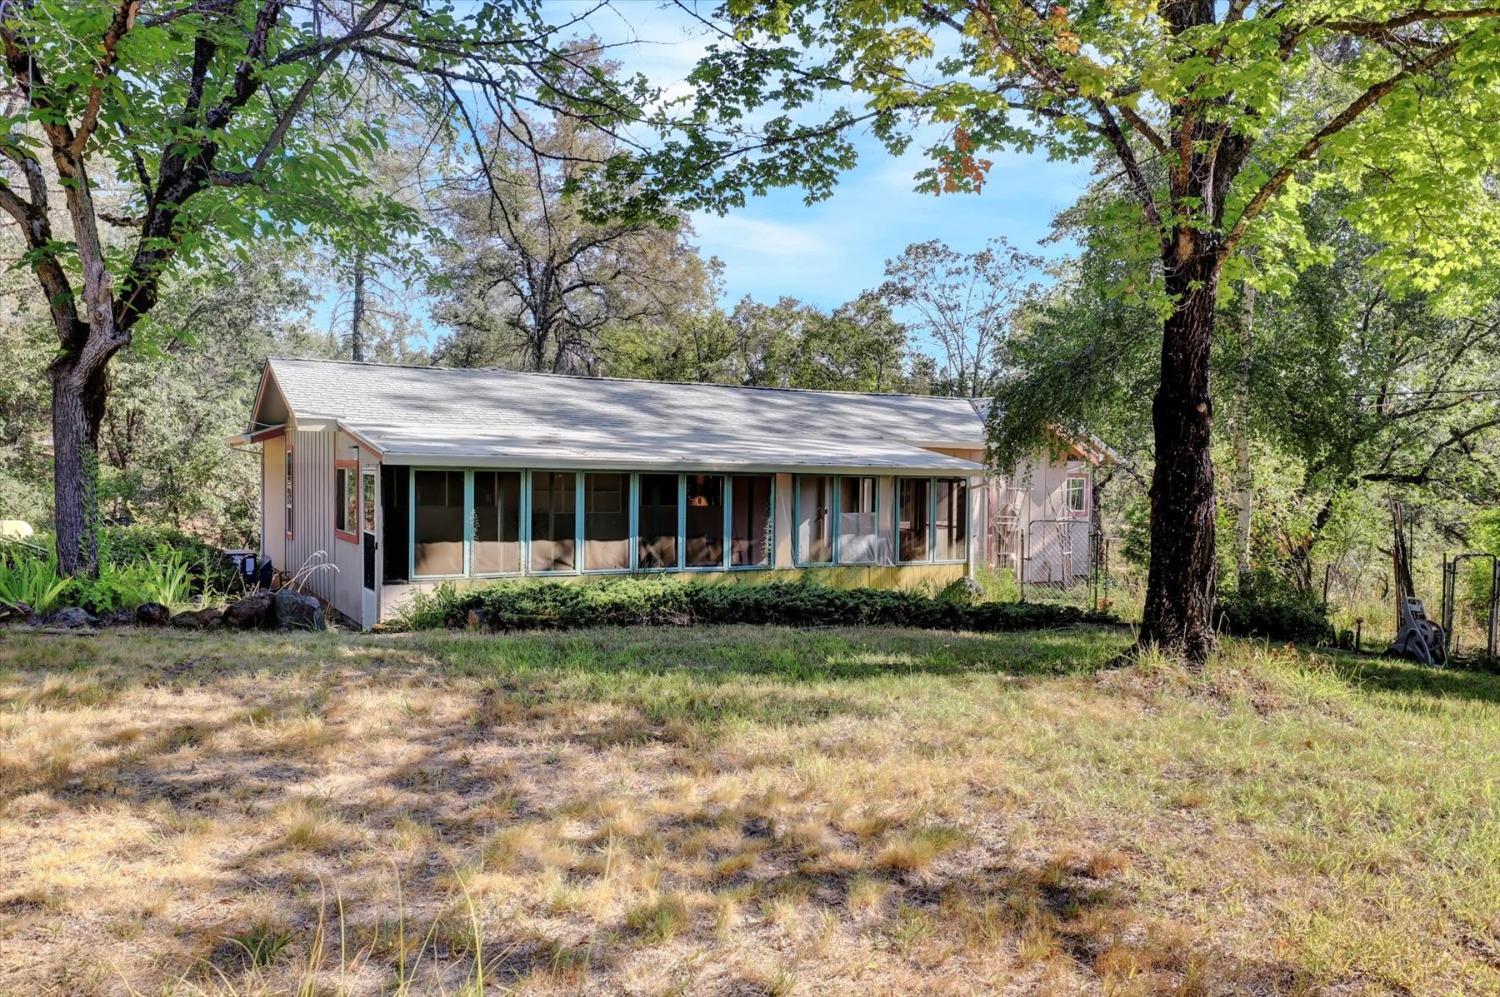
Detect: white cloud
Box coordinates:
(691, 212, 831, 259)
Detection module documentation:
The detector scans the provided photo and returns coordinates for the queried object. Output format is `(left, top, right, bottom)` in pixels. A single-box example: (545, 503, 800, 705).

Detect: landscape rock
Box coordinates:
(100, 609, 137, 627)
(223, 591, 276, 629)
(170, 606, 223, 629)
(274, 588, 324, 631)
(0, 601, 33, 625)
(135, 602, 171, 626)
(41, 606, 99, 629)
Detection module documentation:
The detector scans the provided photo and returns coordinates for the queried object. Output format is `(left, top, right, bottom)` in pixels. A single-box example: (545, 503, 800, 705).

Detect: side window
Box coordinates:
(335, 467, 356, 535)
(284, 445, 294, 539)
(1066, 476, 1087, 515)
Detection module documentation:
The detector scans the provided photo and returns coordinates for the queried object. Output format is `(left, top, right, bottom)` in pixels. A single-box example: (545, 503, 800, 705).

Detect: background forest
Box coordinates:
(0, 5, 1497, 644)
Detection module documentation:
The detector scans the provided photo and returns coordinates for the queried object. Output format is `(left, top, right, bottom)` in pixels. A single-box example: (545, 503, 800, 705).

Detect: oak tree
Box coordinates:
(0, 0, 646, 574)
(652, 0, 1500, 661)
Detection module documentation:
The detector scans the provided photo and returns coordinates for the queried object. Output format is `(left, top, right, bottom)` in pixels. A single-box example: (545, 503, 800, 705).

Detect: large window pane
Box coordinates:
(413, 470, 464, 576)
(638, 473, 679, 569)
(898, 478, 930, 562)
(530, 471, 577, 572)
(473, 471, 521, 574)
(838, 476, 879, 564)
(796, 475, 833, 564)
(731, 475, 773, 567)
(935, 478, 968, 561)
(685, 474, 725, 568)
(585, 472, 630, 570)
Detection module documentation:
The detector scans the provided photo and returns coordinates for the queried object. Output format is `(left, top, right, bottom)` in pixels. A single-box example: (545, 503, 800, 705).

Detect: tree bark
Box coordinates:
(1231, 279, 1255, 586)
(350, 248, 367, 362)
(1137, 250, 1220, 663)
(49, 356, 110, 576)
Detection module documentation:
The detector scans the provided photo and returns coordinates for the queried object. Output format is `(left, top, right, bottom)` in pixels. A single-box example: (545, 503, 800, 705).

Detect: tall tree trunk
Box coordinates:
(1138, 250, 1219, 663)
(350, 248, 367, 362)
(50, 357, 110, 576)
(1231, 280, 1255, 586)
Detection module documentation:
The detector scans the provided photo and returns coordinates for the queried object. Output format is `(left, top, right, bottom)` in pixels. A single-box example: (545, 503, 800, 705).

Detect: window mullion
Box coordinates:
(676, 474, 686, 570)
(575, 472, 585, 574)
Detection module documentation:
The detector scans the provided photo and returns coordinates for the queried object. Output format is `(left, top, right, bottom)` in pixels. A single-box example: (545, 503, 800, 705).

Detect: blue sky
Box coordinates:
(566, 1, 1095, 310)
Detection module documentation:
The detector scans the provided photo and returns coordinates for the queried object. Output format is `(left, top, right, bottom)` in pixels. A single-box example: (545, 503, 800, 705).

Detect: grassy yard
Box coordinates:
(2, 626, 1499, 995)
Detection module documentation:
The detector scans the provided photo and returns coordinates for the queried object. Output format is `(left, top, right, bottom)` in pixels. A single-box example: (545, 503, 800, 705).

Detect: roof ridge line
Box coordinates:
(267, 356, 987, 404)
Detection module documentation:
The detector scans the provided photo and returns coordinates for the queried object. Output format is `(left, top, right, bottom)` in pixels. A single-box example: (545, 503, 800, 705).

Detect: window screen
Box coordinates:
(685, 475, 726, 568)
(838, 476, 879, 564)
(361, 470, 376, 534)
(730, 475, 773, 567)
(530, 471, 577, 572)
(585, 472, 630, 570)
(935, 478, 968, 561)
(638, 473, 679, 569)
(898, 478, 930, 562)
(796, 475, 833, 564)
(473, 471, 521, 574)
(413, 470, 464, 576)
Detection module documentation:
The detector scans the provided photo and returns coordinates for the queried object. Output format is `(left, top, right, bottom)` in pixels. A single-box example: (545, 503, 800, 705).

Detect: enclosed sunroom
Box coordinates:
(231, 358, 1001, 628)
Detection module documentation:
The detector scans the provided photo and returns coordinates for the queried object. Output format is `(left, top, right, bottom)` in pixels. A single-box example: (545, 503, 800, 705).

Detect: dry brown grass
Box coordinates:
(2, 626, 1500, 994)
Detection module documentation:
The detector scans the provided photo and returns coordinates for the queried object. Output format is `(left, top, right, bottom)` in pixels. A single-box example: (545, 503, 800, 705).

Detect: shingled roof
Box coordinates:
(241, 358, 991, 474)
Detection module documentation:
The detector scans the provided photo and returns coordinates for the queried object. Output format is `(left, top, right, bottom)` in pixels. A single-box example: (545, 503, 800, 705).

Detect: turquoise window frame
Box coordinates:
(581, 471, 634, 574)
(895, 476, 969, 566)
(931, 477, 970, 565)
(408, 467, 471, 581)
(836, 475, 880, 566)
(527, 469, 583, 576)
(727, 474, 776, 571)
(894, 476, 928, 565)
(471, 469, 525, 579)
(634, 471, 683, 573)
(683, 473, 729, 572)
(792, 473, 838, 567)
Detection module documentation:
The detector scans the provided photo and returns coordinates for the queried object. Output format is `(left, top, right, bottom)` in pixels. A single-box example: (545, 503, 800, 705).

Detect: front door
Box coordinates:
(361, 468, 378, 626)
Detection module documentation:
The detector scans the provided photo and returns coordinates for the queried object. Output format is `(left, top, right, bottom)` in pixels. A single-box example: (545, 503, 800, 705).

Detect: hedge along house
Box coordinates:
(231, 358, 1100, 628)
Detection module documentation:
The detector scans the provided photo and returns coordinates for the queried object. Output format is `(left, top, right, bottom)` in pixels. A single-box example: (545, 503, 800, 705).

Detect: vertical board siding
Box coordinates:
(287, 428, 336, 608)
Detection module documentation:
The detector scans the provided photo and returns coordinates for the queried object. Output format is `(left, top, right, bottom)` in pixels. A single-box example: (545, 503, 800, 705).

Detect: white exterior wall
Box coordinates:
(261, 434, 286, 571)
(991, 456, 1093, 584)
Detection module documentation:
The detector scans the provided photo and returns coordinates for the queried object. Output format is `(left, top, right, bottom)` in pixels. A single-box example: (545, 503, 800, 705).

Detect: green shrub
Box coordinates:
(1216, 570, 1330, 645)
(397, 576, 1117, 634)
(72, 553, 196, 613)
(100, 525, 239, 597)
(0, 548, 71, 614)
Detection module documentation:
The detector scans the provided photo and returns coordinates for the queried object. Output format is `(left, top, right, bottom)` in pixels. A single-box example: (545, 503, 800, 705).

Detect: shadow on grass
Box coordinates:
(1323, 652, 1500, 707)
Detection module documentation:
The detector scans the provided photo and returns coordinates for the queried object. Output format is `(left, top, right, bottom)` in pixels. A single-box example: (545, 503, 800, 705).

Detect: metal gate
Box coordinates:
(1021, 518, 1106, 606)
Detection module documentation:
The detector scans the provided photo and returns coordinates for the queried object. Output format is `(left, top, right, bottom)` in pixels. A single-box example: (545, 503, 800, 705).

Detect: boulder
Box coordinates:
(223, 591, 275, 629)
(274, 588, 324, 631)
(135, 602, 171, 626)
(170, 606, 222, 629)
(0, 601, 33, 625)
(100, 608, 137, 627)
(41, 606, 99, 629)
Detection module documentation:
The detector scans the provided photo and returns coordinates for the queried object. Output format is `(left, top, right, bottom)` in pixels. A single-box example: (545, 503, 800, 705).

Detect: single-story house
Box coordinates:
(231, 358, 1103, 628)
